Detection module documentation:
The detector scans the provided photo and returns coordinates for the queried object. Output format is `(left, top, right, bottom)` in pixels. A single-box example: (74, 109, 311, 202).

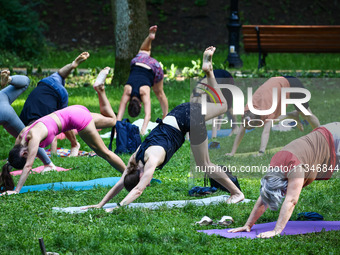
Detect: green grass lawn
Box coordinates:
(0, 72, 339, 254)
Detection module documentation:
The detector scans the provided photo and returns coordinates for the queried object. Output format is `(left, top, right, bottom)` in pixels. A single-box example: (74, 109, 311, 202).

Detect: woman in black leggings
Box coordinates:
(83, 47, 245, 212)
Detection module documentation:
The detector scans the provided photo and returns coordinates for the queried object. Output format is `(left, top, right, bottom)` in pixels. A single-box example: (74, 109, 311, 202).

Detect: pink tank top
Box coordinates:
(22, 105, 92, 148)
(22, 115, 60, 148)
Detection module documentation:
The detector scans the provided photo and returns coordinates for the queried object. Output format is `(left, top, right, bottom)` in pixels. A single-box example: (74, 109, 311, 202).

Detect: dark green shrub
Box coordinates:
(0, 0, 46, 59)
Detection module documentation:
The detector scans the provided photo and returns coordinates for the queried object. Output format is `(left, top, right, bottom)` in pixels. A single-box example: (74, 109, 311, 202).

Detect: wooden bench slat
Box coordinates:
(244, 48, 340, 53)
(242, 25, 340, 53)
(242, 25, 340, 31)
(243, 30, 340, 35)
(241, 25, 340, 67)
(243, 34, 340, 38)
(243, 37, 340, 42)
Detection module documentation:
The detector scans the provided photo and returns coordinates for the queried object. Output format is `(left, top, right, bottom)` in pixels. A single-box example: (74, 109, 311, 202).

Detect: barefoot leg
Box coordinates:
(64, 130, 80, 157)
(92, 67, 117, 129)
(58, 52, 90, 79)
(191, 138, 244, 203)
(201, 47, 228, 121)
(79, 122, 126, 173)
(139, 25, 157, 55)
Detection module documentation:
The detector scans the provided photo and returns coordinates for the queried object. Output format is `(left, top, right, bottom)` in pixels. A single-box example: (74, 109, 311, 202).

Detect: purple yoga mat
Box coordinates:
(198, 221, 340, 239)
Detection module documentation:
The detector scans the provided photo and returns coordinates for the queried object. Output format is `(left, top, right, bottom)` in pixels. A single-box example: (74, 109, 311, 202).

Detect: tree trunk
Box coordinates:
(111, 0, 148, 86)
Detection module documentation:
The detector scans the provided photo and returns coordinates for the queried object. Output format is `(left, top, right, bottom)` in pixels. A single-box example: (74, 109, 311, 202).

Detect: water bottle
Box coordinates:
(187, 171, 195, 189)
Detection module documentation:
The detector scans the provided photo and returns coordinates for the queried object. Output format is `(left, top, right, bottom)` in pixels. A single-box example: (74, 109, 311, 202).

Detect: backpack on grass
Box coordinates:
(108, 119, 141, 154)
(204, 165, 242, 193)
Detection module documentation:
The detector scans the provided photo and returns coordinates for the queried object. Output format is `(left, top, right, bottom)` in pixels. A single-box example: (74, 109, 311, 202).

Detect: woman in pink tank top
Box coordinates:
(0, 68, 126, 195)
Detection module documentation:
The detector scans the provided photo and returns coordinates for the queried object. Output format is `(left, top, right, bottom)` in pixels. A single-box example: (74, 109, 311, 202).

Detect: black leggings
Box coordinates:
(126, 65, 154, 100)
(167, 102, 207, 145)
(284, 76, 310, 111)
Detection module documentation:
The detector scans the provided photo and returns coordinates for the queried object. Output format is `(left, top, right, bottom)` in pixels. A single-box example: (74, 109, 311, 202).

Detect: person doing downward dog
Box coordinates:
(117, 25, 168, 135)
(226, 76, 320, 157)
(0, 67, 126, 195)
(82, 47, 244, 212)
(229, 122, 339, 238)
(20, 52, 90, 156)
(0, 70, 55, 172)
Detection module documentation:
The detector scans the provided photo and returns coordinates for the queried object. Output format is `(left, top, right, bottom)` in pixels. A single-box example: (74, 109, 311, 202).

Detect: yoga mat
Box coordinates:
(207, 129, 253, 139)
(45, 148, 96, 157)
(132, 119, 158, 133)
(234, 146, 283, 157)
(19, 177, 121, 194)
(53, 195, 252, 214)
(19, 177, 161, 194)
(10, 166, 71, 176)
(198, 221, 340, 239)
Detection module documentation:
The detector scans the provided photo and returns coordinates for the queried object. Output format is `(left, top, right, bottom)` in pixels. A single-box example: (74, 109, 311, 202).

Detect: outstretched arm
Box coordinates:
(228, 196, 268, 233)
(82, 153, 138, 210)
(82, 171, 127, 210)
(103, 155, 159, 212)
(116, 159, 157, 208)
(13, 138, 40, 194)
(117, 87, 131, 121)
(140, 93, 152, 135)
(258, 170, 304, 238)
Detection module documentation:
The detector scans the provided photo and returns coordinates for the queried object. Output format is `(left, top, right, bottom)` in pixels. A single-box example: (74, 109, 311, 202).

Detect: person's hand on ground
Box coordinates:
(228, 225, 251, 233)
(257, 230, 280, 238)
(42, 162, 57, 174)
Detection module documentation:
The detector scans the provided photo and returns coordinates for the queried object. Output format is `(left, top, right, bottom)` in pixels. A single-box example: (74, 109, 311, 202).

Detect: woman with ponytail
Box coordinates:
(1, 67, 126, 196)
(82, 47, 245, 212)
(0, 163, 15, 192)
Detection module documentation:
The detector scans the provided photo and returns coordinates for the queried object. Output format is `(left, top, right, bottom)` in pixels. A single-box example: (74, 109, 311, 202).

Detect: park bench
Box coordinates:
(242, 25, 340, 68)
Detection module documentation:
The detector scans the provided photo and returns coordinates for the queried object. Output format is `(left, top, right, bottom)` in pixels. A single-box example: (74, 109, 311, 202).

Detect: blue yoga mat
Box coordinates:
(19, 177, 161, 193)
(207, 129, 253, 139)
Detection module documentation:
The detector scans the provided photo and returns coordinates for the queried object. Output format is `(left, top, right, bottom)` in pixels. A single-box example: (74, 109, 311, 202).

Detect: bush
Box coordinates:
(0, 0, 46, 60)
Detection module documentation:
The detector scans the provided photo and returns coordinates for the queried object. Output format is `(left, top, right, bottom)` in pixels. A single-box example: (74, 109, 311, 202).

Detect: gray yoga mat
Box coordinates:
(53, 195, 252, 214)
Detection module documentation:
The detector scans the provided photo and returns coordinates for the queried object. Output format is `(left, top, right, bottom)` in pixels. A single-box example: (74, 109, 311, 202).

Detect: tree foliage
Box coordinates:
(0, 0, 46, 59)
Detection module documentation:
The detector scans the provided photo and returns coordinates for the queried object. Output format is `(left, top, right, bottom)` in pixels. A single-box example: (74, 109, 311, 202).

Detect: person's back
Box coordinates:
(20, 82, 64, 125)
